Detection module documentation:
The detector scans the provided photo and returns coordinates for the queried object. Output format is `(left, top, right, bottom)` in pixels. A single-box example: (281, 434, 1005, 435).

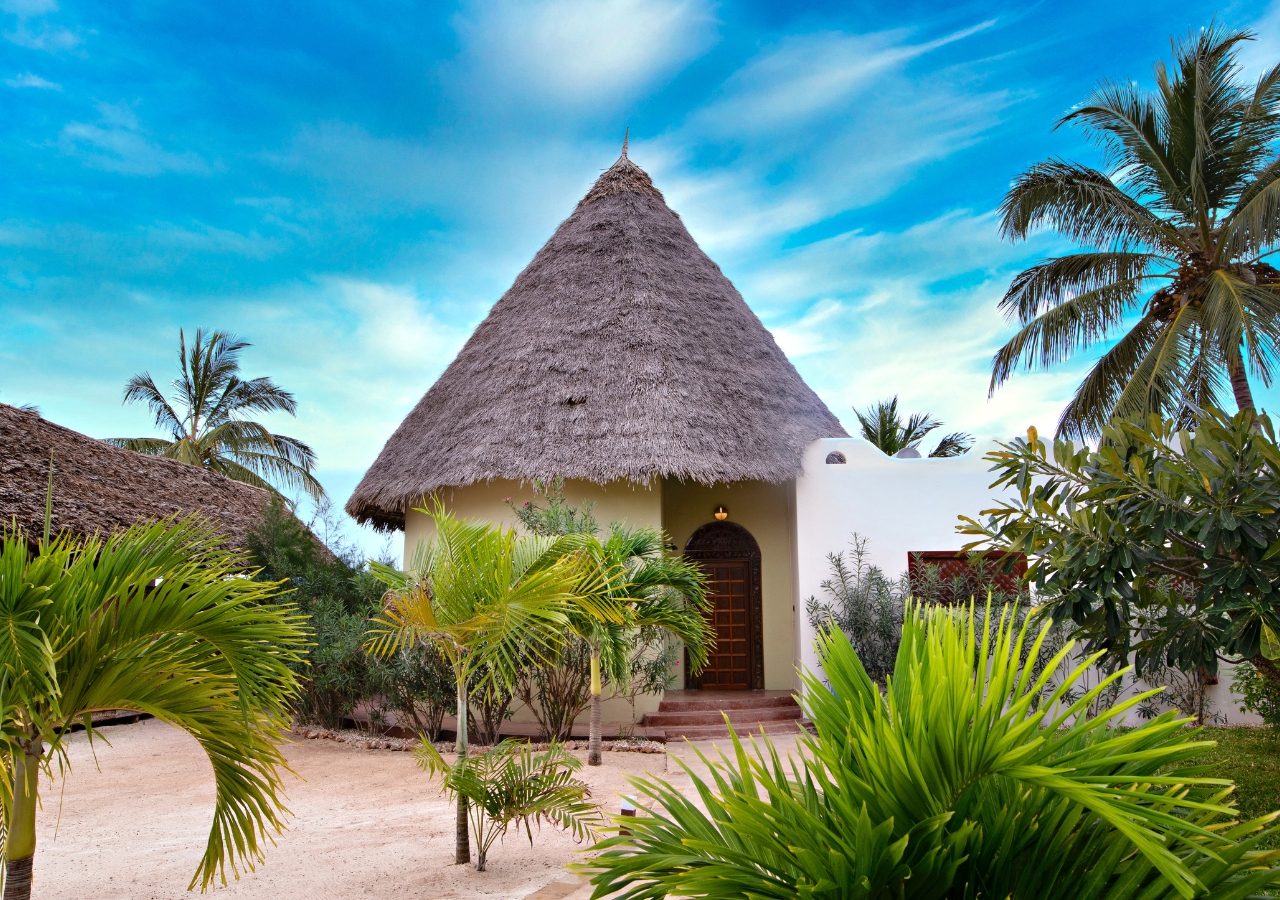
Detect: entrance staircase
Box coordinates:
(641, 689, 807, 742)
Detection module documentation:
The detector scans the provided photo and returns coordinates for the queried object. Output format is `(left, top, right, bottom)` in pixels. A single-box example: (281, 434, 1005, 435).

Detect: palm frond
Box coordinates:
(121, 372, 185, 438)
(2, 517, 306, 890)
(990, 280, 1140, 393)
(580, 603, 1280, 898)
(999, 161, 1184, 251)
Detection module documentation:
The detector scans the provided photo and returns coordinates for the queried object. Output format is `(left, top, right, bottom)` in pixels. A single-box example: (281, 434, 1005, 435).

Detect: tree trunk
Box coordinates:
(4, 749, 40, 900)
(1228, 345, 1256, 414)
(587, 650, 603, 766)
(453, 672, 471, 866)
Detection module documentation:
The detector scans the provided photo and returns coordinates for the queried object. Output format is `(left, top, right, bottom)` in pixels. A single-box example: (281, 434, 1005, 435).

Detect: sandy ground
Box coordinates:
(28, 719, 793, 899)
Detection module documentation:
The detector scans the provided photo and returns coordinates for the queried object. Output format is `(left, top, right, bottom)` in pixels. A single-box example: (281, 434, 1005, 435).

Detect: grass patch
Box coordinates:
(1199, 726, 1280, 847)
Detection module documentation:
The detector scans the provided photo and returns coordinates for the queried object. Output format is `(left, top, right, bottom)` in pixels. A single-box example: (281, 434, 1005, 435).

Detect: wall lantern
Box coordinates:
(713, 505, 729, 521)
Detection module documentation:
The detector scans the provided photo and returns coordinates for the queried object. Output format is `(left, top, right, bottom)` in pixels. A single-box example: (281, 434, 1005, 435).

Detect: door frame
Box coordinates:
(683, 521, 764, 690)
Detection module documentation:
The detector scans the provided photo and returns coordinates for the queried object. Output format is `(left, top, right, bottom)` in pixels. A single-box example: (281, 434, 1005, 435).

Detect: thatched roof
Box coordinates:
(0, 403, 273, 548)
(348, 151, 848, 531)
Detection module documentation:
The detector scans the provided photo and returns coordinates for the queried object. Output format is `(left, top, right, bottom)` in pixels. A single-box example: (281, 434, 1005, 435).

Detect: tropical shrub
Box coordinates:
(1234, 661, 1280, 728)
(0, 518, 307, 898)
(245, 498, 384, 727)
(960, 408, 1280, 690)
(366, 504, 618, 864)
(367, 644, 456, 741)
(582, 603, 1280, 898)
(515, 638, 594, 741)
(508, 482, 710, 763)
(805, 533, 1030, 683)
(418, 739, 602, 871)
(804, 534, 905, 682)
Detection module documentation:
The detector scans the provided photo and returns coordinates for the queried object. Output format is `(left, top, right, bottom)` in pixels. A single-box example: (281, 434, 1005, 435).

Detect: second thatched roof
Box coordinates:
(0, 403, 275, 549)
(348, 151, 847, 530)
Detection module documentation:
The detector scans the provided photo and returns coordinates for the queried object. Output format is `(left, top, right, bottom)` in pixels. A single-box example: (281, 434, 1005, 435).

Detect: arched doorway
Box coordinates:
(683, 521, 763, 690)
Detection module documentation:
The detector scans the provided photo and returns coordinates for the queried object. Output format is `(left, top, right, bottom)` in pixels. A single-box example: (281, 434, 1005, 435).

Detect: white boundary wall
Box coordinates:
(794, 437, 1006, 679)
(793, 438, 1260, 725)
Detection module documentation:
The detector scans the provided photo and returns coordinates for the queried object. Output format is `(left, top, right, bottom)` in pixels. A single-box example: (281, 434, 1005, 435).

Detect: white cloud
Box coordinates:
(0, 0, 58, 14)
(58, 103, 210, 175)
(754, 210, 1078, 442)
(698, 20, 995, 134)
(1239, 2, 1280, 80)
(452, 0, 716, 108)
(2, 0, 79, 51)
(5, 71, 59, 89)
(634, 20, 1016, 260)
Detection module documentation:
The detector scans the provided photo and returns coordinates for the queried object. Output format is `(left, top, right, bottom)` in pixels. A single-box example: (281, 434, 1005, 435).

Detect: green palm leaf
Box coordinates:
(580, 602, 1280, 898)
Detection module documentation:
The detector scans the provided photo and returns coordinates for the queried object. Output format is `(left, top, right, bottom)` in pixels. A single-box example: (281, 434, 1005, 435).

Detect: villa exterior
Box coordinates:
(348, 149, 1261, 729)
(348, 148, 848, 702)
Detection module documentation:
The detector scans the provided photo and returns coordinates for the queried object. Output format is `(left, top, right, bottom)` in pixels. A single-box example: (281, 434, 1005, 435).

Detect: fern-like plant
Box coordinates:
(418, 739, 602, 871)
(581, 603, 1280, 898)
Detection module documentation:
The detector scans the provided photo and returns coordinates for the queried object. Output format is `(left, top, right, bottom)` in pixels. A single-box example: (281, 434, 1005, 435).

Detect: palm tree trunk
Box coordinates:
(4, 748, 40, 900)
(1228, 345, 1256, 413)
(588, 649, 603, 766)
(453, 671, 471, 866)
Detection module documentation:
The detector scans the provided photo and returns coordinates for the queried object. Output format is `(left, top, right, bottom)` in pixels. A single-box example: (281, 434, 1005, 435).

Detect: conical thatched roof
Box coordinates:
(348, 152, 847, 530)
(0, 403, 274, 548)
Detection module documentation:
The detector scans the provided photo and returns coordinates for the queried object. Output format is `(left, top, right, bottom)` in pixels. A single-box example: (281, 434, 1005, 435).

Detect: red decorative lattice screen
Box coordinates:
(906, 550, 1028, 605)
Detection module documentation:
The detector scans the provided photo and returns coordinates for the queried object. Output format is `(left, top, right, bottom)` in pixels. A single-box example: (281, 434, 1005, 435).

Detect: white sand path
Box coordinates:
(27, 718, 797, 899)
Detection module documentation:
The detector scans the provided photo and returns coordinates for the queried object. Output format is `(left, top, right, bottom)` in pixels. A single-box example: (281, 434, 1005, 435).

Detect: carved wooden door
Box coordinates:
(693, 558, 754, 689)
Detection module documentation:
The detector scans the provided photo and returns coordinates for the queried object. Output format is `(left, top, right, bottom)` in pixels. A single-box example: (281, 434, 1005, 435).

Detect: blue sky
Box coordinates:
(3, 0, 1278, 555)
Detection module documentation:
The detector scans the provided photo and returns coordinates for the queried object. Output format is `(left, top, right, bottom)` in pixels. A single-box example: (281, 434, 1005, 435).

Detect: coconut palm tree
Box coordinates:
(0, 517, 307, 899)
(108, 328, 324, 500)
(991, 27, 1280, 438)
(575, 526, 711, 766)
(853, 396, 973, 458)
(365, 505, 616, 865)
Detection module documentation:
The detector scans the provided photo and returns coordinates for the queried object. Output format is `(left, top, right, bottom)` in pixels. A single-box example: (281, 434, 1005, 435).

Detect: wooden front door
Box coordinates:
(697, 558, 754, 689)
(685, 521, 763, 690)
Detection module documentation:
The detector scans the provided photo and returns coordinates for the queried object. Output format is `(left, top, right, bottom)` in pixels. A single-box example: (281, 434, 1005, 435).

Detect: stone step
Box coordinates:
(656, 692, 799, 713)
(643, 705, 804, 727)
(664, 719, 810, 742)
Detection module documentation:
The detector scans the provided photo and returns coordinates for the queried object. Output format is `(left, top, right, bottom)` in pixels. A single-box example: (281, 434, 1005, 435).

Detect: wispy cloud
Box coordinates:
(1239, 1, 1280, 79)
(697, 21, 996, 134)
(1, 0, 79, 51)
(452, 0, 716, 109)
(58, 103, 211, 175)
(5, 71, 59, 89)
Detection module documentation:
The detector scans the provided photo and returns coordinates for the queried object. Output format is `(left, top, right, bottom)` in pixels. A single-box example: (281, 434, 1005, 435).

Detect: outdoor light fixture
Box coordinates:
(713, 505, 729, 521)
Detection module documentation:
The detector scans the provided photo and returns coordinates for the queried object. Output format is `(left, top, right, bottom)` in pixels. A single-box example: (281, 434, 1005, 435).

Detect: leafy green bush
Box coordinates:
(961, 408, 1280, 689)
(582, 603, 1280, 898)
(367, 645, 456, 741)
(804, 534, 904, 682)
(246, 498, 384, 727)
(1234, 662, 1280, 729)
(418, 739, 603, 871)
(805, 533, 1031, 684)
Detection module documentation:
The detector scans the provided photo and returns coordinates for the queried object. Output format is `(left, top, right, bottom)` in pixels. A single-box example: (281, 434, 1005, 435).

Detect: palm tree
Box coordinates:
(575, 526, 711, 766)
(108, 328, 324, 500)
(365, 505, 616, 865)
(853, 396, 973, 458)
(0, 517, 307, 899)
(991, 28, 1280, 438)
